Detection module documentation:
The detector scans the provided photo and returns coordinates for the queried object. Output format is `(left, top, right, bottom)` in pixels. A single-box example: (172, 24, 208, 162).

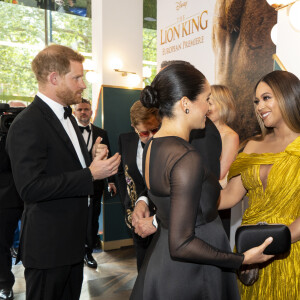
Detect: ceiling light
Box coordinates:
(271, 23, 278, 45)
(289, 1, 300, 31)
(144, 17, 156, 22)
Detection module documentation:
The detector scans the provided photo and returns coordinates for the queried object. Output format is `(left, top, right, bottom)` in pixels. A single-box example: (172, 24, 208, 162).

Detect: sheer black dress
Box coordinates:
(130, 137, 244, 300)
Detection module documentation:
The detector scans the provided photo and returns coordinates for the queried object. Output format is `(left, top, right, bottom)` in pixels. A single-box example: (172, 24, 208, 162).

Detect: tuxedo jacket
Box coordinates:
(117, 132, 151, 229)
(6, 96, 94, 269)
(0, 136, 22, 209)
(189, 118, 222, 179)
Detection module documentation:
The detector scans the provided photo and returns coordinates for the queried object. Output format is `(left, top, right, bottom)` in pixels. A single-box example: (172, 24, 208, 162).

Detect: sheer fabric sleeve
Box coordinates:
(169, 150, 244, 269)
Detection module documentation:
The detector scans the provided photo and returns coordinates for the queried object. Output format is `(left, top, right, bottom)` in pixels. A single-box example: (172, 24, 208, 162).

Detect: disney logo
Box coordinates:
(176, 1, 187, 11)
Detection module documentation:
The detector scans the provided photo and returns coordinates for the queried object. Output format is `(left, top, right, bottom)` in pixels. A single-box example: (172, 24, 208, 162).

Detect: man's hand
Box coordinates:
(89, 153, 121, 180)
(92, 137, 108, 160)
(132, 201, 150, 228)
(134, 216, 157, 238)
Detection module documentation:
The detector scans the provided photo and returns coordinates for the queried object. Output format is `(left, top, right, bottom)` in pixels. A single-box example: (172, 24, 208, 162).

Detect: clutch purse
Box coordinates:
(235, 222, 291, 255)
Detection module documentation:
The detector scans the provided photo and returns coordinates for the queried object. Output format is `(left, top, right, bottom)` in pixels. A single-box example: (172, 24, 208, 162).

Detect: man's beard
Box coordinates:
(56, 86, 82, 106)
(79, 115, 90, 124)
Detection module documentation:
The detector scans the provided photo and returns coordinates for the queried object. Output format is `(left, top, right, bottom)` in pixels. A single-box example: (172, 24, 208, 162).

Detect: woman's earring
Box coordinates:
(185, 108, 189, 114)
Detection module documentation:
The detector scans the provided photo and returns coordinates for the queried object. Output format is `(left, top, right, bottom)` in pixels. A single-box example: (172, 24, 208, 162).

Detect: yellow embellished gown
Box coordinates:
(228, 136, 300, 300)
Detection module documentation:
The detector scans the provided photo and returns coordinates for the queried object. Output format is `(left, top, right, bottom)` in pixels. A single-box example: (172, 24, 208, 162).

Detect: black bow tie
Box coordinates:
(63, 106, 72, 119)
(141, 142, 145, 149)
(79, 125, 91, 133)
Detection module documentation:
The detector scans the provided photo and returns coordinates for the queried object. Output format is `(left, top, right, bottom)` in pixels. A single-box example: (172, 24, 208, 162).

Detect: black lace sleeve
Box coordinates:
(168, 150, 244, 269)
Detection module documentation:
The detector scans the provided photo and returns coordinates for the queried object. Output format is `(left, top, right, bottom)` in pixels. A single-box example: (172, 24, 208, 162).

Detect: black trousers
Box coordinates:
(25, 261, 84, 300)
(0, 208, 23, 289)
(91, 194, 102, 247)
(85, 192, 103, 255)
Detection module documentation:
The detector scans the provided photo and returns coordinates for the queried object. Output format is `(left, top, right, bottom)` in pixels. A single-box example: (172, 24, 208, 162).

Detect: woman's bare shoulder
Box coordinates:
(243, 135, 271, 154)
(222, 127, 239, 145)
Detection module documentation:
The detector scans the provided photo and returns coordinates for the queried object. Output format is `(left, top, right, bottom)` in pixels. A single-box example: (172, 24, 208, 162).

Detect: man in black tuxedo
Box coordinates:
(0, 136, 23, 300)
(190, 118, 231, 237)
(189, 117, 221, 179)
(73, 99, 116, 269)
(0, 101, 26, 300)
(6, 44, 120, 300)
(117, 100, 160, 271)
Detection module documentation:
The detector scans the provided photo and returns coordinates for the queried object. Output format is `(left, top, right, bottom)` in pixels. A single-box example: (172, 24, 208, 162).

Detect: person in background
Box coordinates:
(6, 44, 120, 300)
(117, 100, 160, 271)
(219, 70, 300, 299)
(207, 85, 239, 187)
(206, 84, 239, 241)
(7, 101, 27, 258)
(74, 98, 116, 269)
(0, 101, 26, 300)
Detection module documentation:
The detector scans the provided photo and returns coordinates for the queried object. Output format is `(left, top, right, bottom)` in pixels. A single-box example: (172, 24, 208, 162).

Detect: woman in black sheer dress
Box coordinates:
(130, 63, 273, 300)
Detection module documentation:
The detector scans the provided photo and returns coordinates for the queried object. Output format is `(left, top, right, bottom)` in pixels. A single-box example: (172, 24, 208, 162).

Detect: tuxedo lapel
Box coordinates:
(33, 97, 90, 166)
(127, 134, 144, 184)
(91, 124, 97, 145)
(69, 115, 91, 166)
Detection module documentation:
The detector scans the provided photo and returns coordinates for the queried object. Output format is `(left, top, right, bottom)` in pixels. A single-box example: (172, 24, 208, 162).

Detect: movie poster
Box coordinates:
(157, 0, 276, 141)
(157, 0, 216, 83)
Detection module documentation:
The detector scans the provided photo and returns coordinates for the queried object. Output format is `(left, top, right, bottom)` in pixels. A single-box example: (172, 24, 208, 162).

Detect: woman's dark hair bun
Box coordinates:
(140, 85, 159, 108)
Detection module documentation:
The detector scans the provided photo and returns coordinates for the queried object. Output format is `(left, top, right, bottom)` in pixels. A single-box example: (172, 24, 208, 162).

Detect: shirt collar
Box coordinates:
(76, 119, 91, 128)
(37, 91, 65, 120)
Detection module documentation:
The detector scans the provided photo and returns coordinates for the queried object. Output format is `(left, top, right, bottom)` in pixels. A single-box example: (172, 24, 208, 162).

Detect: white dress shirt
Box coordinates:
(76, 120, 93, 152)
(136, 140, 144, 176)
(37, 91, 87, 169)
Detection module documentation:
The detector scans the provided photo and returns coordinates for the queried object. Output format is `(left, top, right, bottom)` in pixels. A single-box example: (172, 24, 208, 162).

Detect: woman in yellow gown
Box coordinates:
(219, 70, 300, 299)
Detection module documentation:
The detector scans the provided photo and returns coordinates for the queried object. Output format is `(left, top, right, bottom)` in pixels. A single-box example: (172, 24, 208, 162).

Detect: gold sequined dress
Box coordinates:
(228, 136, 300, 300)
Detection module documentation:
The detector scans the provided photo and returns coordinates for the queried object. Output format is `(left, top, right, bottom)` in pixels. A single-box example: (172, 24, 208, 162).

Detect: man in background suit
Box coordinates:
(190, 118, 231, 237)
(73, 99, 116, 269)
(6, 44, 120, 300)
(0, 102, 25, 300)
(117, 100, 160, 271)
(189, 118, 221, 179)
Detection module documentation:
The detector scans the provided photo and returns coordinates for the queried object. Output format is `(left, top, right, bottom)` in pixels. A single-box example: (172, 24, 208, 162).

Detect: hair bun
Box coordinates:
(140, 85, 159, 108)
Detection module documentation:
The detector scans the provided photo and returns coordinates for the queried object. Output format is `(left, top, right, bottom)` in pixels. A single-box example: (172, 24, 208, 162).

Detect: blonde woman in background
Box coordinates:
(207, 85, 239, 187)
(207, 85, 241, 247)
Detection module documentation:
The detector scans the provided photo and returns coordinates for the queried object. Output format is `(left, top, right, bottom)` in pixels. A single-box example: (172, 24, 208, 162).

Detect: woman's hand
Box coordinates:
(242, 237, 274, 265)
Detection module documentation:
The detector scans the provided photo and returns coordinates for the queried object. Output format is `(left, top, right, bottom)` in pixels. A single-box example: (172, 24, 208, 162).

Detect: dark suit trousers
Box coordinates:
(91, 192, 103, 247)
(25, 261, 84, 300)
(0, 208, 23, 289)
(85, 191, 103, 254)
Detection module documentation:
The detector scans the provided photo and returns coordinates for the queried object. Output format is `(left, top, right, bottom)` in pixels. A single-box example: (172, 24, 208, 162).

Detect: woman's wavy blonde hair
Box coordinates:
(210, 85, 236, 124)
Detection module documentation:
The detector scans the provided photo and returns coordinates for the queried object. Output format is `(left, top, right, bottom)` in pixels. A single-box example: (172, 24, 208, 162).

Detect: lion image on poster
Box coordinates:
(212, 0, 277, 141)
